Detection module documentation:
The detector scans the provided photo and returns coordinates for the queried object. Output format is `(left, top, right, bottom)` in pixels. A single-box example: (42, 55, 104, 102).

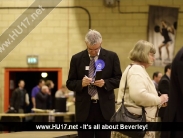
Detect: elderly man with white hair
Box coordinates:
(34, 85, 50, 122)
(67, 29, 122, 138)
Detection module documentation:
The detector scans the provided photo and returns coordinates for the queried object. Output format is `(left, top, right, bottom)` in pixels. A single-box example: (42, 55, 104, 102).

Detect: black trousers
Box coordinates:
(78, 101, 111, 138)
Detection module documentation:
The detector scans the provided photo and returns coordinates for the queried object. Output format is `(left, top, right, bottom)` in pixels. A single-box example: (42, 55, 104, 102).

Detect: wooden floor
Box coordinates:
(0, 131, 77, 138)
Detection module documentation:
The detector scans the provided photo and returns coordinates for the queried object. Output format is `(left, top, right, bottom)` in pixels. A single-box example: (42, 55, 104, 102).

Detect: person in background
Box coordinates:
(31, 79, 45, 108)
(113, 40, 168, 138)
(152, 71, 162, 93)
(161, 47, 183, 138)
(158, 63, 171, 122)
(55, 85, 69, 122)
(45, 80, 54, 93)
(55, 85, 69, 98)
(10, 80, 29, 113)
(67, 29, 122, 138)
(45, 80, 54, 109)
(55, 85, 75, 122)
(34, 85, 50, 122)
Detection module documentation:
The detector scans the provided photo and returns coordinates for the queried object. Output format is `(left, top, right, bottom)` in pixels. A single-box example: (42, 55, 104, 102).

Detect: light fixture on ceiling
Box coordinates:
(41, 72, 48, 78)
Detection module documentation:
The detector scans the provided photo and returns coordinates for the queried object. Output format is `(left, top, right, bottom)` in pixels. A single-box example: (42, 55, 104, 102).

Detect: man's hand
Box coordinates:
(94, 79, 105, 87)
(82, 76, 92, 87)
(47, 91, 51, 95)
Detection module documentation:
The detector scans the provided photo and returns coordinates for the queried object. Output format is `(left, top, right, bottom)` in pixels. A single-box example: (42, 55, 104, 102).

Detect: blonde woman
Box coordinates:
(112, 40, 168, 138)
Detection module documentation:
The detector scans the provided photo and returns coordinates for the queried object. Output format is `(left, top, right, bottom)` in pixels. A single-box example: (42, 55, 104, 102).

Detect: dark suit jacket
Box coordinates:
(66, 48, 122, 122)
(35, 91, 49, 110)
(158, 74, 170, 118)
(10, 88, 27, 112)
(162, 47, 183, 138)
(34, 91, 49, 122)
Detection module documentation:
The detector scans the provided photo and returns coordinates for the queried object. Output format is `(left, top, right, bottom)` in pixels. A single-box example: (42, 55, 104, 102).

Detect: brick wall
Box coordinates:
(0, 0, 182, 112)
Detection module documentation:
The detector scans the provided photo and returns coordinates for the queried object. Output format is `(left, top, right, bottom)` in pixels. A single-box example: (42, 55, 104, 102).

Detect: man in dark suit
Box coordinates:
(158, 63, 171, 122)
(162, 47, 183, 138)
(152, 71, 162, 93)
(10, 80, 29, 113)
(34, 85, 50, 122)
(66, 29, 122, 138)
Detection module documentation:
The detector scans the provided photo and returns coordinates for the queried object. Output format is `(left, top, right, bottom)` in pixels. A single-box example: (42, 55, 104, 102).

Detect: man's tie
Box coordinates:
(88, 57, 97, 97)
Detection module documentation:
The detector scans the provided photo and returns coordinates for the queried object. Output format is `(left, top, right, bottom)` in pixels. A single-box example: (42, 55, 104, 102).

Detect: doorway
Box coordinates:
(4, 68, 62, 112)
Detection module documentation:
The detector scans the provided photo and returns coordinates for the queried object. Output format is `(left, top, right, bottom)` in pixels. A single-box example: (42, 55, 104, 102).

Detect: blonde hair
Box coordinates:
(45, 80, 53, 88)
(129, 40, 156, 64)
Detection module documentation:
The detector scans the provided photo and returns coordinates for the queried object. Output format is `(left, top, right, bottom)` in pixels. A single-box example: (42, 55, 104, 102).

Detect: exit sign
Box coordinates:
(27, 55, 38, 64)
